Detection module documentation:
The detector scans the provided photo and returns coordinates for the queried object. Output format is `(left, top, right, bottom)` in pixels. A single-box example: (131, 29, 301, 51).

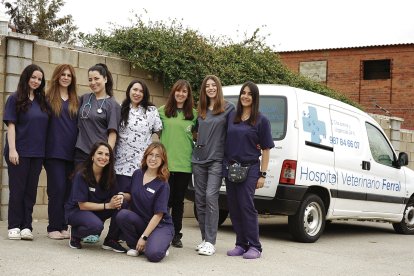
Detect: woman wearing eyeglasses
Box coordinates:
(75, 63, 121, 167)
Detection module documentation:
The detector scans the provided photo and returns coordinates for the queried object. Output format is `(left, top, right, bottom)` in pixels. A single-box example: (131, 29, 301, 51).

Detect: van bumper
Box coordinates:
(185, 183, 308, 216)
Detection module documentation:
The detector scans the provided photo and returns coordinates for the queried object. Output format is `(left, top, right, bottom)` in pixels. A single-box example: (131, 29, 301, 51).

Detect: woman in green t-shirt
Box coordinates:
(158, 79, 198, 248)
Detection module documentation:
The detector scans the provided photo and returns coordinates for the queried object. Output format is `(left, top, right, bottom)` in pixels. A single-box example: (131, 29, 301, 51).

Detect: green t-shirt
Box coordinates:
(159, 105, 198, 173)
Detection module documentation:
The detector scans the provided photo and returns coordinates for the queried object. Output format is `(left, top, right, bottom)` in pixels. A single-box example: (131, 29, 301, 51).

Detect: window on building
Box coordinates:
(363, 59, 391, 80)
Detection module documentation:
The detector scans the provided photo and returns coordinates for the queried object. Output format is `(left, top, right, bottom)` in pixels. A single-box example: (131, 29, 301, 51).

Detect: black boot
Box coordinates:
(171, 233, 183, 248)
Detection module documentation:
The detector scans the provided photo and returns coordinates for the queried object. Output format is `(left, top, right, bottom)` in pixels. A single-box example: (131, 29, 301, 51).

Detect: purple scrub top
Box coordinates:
(224, 111, 275, 164)
(65, 172, 118, 219)
(45, 100, 78, 160)
(3, 92, 49, 158)
(129, 169, 173, 225)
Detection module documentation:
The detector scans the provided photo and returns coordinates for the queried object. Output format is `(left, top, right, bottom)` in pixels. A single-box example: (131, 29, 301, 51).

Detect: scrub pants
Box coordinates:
(44, 158, 73, 232)
(68, 209, 121, 241)
(193, 161, 222, 244)
(225, 163, 262, 252)
(7, 157, 43, 230)
(116, 209, 173, 262)
(168, 172, 191, 236)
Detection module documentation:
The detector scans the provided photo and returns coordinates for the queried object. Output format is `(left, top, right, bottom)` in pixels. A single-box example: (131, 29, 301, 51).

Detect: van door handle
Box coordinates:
(361, 161, 371, 170)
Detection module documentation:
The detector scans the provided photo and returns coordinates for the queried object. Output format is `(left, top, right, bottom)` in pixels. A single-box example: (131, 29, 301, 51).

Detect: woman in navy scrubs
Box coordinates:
(116, 142, 174, 262)
(224, 81, 274, 259)
(44, 64, 79, 240)
(3, 64, 49, 240)
(65, 142, 126, 252)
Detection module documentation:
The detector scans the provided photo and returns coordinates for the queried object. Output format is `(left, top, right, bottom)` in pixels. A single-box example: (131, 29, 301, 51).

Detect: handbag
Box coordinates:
(227, 162, 250, 183)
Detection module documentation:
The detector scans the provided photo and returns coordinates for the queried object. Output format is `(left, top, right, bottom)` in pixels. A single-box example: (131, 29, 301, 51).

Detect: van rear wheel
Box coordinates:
(288, 194, 326, 243)
(392, 198, 414, 234)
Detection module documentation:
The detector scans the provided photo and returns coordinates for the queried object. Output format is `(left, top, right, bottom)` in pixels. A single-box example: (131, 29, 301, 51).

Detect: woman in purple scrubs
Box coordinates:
(224, 81, 274, 259)
(3, 64, 49, 240)
(116, 142, 174, 262)
(44, 64, 79, 240)
(65, 142, 126, 252)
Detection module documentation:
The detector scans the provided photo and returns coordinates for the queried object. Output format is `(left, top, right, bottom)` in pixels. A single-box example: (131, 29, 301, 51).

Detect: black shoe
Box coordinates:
(171, 234, 183, 248)
(102, 239, 127, 253)
(69, 235, 82, 249)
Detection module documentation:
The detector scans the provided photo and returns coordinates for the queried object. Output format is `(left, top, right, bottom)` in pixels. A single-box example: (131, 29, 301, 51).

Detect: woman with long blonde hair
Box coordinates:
(44, 64, 79, 240)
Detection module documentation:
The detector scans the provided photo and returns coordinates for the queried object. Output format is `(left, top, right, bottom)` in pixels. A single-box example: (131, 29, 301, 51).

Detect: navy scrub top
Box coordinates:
(65, 172, 119, 219)
(3, 92, 49, 158)
(224, 111, 275, 164)
(45, 99, 78, 160)
(129, 169, 173, 225)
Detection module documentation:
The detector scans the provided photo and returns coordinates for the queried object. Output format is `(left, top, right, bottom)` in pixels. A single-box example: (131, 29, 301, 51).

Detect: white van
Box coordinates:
(186, 84, 414, 242)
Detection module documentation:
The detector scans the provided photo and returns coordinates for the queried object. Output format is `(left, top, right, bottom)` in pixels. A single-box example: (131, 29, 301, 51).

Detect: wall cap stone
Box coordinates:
(7, 32, 38, 42)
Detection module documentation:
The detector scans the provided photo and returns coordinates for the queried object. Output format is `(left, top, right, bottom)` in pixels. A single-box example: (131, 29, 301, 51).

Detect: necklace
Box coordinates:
(241, 113, 250, 121)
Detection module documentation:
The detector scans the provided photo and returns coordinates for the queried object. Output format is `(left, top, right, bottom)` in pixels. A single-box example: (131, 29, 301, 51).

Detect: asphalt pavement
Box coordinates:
(0, 216, 413, 275)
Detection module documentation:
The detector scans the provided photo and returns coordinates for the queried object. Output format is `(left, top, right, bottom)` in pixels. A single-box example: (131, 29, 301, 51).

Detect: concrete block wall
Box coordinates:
(0, 33, 174, 221)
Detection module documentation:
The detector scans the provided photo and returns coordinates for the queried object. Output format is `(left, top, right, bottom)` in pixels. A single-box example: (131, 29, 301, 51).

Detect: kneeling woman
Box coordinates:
(65, 142, 126, 252)
(116, 142, 174, 262)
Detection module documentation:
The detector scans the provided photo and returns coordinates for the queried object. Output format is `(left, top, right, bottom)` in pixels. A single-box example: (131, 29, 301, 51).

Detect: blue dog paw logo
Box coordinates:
(302, 106, 326, 143)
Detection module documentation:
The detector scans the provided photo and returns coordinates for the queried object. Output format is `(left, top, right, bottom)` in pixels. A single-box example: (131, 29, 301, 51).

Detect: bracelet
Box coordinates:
(103, 203, 106, 210)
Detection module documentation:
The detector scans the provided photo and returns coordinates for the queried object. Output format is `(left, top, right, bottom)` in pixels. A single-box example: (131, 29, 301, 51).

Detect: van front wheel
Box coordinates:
(392, 199, 414, 234)
(288, 194, 326, 243)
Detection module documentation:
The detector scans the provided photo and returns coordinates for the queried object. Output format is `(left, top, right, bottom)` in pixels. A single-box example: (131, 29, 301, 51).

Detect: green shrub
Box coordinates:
(80, 16, 359, 108)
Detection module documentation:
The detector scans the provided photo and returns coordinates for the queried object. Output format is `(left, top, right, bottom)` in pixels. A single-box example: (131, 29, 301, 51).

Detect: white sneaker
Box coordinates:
(8, 228, 21, 240)
(127, 249, 139, 257)
(198, 242, 215, 256)
(195, 240, 205, 251)
(20, 228, 33, 240)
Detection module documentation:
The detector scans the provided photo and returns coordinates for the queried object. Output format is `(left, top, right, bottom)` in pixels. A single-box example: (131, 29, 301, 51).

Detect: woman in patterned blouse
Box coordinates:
(114, 80, 162, 195)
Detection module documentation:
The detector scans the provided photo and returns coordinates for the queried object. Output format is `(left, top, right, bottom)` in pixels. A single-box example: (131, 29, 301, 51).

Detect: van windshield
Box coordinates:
(225, 96, 287, 140)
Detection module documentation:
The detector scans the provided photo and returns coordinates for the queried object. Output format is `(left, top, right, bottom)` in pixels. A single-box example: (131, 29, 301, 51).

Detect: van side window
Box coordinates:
(225, 96, 287, 140)
(365, 123, 395, 167)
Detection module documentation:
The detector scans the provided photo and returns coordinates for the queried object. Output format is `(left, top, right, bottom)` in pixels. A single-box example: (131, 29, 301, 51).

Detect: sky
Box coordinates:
(61, 0, 414, 51)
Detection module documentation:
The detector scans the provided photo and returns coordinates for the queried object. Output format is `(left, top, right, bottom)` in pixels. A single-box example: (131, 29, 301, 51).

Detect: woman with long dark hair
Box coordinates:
(75, 63, 121, 243)
(116, 142, 174, 262)
(44, 64, 79, 240)
(224, 81, 274, 259)
(65, 142, 126, 252)
(3, 64, 49, 240)
(114, 80, 162, 193)
(75, 63, 121, 166)
(192, 75, 235, 255)
(158, 79, 197, 248)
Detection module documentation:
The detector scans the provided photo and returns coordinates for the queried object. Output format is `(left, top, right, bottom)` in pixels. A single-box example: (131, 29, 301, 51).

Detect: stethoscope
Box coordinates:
(80, 93, 107, 119)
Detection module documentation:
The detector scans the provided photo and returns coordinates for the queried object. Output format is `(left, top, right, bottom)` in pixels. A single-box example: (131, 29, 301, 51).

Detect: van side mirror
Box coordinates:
(397, 152, 409, 167)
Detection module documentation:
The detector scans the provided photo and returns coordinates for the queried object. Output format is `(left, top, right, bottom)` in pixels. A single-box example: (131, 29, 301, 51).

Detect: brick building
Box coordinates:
(278, 44, 414, 129)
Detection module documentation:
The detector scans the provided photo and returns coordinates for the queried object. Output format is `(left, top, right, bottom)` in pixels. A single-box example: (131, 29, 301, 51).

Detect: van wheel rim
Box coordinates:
(303, 202, 323, 236)
(404, 206, 414, 228)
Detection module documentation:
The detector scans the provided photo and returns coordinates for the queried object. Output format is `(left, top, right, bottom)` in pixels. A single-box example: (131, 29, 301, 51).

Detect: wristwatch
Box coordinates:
(141, 235, 148, 241)
(259, 171, 267, 178)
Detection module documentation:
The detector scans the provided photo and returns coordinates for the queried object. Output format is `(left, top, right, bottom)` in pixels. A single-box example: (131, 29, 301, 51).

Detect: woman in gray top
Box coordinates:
(75, 63, 121, 167)
(192, 75, 234, 256)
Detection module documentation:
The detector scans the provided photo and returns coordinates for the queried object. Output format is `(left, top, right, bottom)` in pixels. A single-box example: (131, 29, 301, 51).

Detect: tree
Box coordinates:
(2, 0, 77, 44)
